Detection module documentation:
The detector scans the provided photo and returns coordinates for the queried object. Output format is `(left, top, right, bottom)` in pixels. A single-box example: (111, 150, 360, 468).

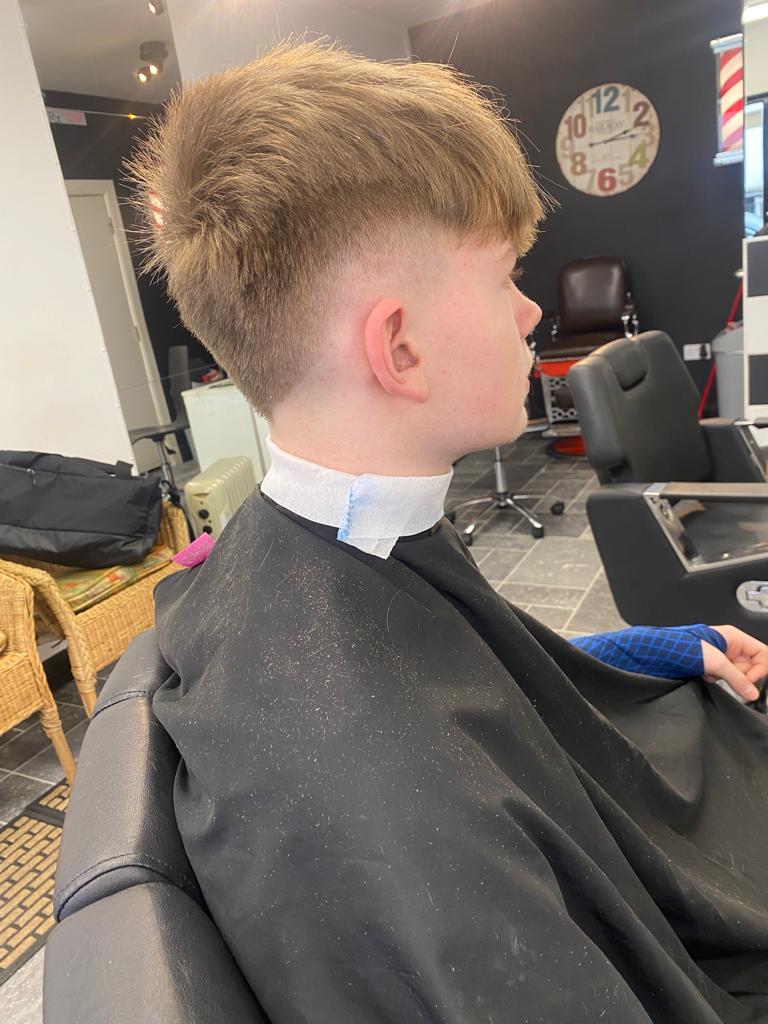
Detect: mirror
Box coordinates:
(744, 0, 768, 234)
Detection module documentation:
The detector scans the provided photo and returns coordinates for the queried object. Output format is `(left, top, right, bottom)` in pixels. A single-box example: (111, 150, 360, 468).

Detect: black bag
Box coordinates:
(0, 451, 163, 568)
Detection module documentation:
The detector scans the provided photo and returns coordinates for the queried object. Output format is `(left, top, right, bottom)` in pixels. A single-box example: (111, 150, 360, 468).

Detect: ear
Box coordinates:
(363, 298, 429, 402)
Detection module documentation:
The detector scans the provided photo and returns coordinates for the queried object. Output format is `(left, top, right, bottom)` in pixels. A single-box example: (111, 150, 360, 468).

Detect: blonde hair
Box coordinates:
(126, 40, 545, 415)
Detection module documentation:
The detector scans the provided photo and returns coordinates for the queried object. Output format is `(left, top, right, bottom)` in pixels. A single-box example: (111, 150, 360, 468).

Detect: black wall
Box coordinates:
(44, 89, 212, 409)
(410, 0, 743, 399)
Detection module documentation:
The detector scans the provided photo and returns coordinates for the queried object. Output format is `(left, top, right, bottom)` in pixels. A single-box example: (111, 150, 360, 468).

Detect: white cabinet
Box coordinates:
(181, 381, 271, 481)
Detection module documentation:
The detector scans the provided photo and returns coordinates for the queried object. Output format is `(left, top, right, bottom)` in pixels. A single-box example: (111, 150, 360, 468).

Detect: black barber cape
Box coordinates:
(154, 489, 768, 1023)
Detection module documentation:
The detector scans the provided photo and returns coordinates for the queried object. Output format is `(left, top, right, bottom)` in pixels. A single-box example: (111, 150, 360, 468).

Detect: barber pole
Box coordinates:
(719, 47, 744, 151)
(710, 34, 744, 165)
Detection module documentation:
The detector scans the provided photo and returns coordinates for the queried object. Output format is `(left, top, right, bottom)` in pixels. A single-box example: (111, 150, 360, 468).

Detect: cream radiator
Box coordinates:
(184, 456, 256, 538)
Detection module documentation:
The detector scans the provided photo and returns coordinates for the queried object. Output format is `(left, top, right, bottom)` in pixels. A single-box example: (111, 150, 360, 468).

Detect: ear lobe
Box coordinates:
(363, 298, 429, 402)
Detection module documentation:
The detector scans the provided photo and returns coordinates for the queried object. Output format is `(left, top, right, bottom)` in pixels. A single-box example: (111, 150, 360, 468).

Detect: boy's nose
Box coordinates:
(523, 296, 543, 336)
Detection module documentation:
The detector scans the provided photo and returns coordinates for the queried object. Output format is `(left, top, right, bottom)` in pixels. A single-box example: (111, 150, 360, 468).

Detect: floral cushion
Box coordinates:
(53, 546, 174, 613)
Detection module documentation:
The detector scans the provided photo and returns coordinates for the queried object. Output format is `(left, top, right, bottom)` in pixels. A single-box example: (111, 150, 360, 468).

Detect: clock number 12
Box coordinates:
(591, 85, 620, 114)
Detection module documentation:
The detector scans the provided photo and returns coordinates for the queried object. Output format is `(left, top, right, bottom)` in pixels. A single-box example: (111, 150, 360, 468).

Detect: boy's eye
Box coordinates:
(509, 266, 523, 283)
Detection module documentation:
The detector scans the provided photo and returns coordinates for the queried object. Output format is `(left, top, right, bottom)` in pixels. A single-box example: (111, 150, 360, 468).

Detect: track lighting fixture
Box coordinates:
(148, 1, 165, 14)
(135, 40, 169, 84)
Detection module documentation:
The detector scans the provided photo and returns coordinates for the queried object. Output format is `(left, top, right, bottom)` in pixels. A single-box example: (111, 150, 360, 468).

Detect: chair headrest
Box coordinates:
(568, 331, 712, 483)
(608, 339, 648, 390)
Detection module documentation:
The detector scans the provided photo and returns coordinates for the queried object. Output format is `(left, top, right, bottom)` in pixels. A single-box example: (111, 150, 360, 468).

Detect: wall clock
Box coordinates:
(555, 83, 661, 197)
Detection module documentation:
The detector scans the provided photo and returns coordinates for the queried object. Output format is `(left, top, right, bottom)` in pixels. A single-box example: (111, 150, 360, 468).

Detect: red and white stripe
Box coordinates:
(719, 46, 744, 152)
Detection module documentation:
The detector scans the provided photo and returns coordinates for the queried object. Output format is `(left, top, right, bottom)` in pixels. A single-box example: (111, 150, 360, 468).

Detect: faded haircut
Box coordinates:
(126, 39, 546, 416)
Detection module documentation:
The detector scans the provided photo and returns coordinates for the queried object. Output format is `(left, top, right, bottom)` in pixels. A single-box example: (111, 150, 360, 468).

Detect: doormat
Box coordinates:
(0, 781, 69, 986)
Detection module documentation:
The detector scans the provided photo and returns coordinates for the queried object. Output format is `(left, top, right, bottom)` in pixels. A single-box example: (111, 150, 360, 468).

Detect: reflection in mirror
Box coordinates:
(744, 0, 768, 235)
(745, 100, 765, 234)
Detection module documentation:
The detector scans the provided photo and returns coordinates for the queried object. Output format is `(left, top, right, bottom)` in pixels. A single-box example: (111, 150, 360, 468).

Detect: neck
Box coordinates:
(260, 435, 454, 559)
(269, 411, 454, 477)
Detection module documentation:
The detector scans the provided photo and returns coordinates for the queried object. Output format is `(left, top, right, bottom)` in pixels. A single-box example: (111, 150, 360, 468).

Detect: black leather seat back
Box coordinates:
(53, 628, 203, 921)
(559, 257, 627, 334)
(568, 331, 713, 484)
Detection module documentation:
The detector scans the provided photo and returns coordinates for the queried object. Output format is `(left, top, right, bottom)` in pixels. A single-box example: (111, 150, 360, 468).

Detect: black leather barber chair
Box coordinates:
(537, 256, 638, 444)
(43, 630, 267, 1024)
(546, 257, 639, 361)
(568, 330, 768, 641)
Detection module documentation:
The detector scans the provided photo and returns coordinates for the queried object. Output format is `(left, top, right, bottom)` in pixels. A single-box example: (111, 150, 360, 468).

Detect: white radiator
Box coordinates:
(184, 457, 256, 538)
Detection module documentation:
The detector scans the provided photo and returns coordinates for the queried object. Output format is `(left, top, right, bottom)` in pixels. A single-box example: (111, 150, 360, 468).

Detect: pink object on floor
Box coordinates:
(173, 532, 216, 567)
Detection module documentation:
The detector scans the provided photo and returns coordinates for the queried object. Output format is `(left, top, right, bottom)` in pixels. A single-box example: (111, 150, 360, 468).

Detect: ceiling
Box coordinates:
(21, 0, 181, 104)
(20, 0, 492, 105)
(336, 0, 493, 27)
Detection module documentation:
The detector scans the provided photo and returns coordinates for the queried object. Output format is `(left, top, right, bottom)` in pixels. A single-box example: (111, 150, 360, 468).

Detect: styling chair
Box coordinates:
(448, 446, 565, 543)
(537, 257, 638, 444)
(43, 630, 266, 1024)
(129, 345, 191, 496)
(568, 330, 768, 640)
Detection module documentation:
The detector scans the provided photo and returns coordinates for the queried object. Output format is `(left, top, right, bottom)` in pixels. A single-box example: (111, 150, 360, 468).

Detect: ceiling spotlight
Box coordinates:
(137, 66, 151, 84)
(139, 40, 168, 67)
(149, 63, 160, 76)
(148, 1, 165, 14)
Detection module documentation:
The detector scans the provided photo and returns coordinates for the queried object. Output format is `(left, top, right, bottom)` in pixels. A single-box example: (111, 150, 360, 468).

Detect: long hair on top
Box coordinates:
(125, 39, 546, 416)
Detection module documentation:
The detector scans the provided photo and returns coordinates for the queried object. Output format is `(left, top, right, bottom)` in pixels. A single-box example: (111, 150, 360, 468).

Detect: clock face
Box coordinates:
(555, 83, 660, 197)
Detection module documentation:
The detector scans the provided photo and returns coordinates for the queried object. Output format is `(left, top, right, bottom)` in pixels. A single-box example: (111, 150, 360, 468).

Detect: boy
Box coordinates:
(129, 42, 768, 1023)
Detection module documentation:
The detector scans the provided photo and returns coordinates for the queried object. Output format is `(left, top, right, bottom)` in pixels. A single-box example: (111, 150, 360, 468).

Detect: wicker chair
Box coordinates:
(0, 571, 76, 783)
(0, 502, 189, 782)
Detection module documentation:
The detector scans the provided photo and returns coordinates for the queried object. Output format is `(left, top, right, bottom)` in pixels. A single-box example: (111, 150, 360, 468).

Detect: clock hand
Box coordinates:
(589, 129, 636, 147)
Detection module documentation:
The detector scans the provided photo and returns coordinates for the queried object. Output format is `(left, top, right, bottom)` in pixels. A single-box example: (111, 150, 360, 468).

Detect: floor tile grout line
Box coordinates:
(0, 720, 86, 779)
(495, 547, 541, 586)
(496, 535, 542, 582)
(502, 577, 592, 593)
(563, 565, 604, 632)
(4, 769, 55, 785)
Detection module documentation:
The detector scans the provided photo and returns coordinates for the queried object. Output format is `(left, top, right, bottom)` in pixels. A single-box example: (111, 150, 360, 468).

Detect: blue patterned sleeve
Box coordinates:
(569, 625, 727, 679)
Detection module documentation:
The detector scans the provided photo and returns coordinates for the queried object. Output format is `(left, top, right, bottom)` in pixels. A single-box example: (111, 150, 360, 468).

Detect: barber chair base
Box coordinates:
(448, 447, 564, 543)
(537, 360, 581, 438)
(448, 493, 546, 542)
(547, 437, 587, 458)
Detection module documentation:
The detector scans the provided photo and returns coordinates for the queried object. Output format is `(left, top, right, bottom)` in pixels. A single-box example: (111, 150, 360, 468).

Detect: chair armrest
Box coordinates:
(621, 303, 639, 336)
(44, 883, 267, 1024)
(54, 630, 203, 921)
(0, 567, 36, 654)
(645, 481, 768, 501)
(700, 418, 766, 482)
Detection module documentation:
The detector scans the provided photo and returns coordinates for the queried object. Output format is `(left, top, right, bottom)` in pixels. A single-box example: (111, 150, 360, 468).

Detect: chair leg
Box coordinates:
(75, 677, 98, 717)
(39, 702, 76, 785)
(64, 644, 98, 716)
(155, 438, 178, 492)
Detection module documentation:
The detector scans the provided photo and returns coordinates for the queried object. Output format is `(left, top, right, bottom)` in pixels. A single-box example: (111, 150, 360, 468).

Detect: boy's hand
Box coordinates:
(702, 625, 768, 701)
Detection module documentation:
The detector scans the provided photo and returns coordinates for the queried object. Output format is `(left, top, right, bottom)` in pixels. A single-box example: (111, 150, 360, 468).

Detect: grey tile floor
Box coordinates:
(0, 432, 626, 1020)
(447, 433, 626, 638)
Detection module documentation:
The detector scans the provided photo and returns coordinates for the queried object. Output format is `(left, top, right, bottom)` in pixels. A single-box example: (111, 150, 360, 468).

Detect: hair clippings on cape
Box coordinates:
(173, 532, 216, 568)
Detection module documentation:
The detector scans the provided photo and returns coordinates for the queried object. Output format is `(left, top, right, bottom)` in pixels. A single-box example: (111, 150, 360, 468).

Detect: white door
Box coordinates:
(67, 186, 166, 472)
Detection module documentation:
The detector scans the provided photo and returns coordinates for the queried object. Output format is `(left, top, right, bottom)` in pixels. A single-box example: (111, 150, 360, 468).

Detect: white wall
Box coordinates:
(0, 0, 132, 465)
(745, 17, 768, 99)
(168, 0, 410, 82)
